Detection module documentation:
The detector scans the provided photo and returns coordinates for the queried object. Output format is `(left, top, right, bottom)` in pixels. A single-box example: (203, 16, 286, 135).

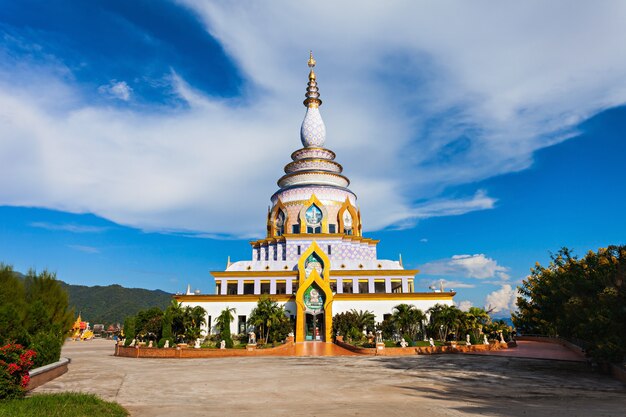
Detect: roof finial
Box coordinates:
(303, 51, 322, 108)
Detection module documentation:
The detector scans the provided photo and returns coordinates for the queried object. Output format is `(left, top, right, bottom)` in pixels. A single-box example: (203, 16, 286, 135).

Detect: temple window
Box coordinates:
(282, 245, 286, 261)
(261, 282, 270, 294)
(305, 204, 323, 233)
(358, 280, 369, 293)
(265, 247, 269, 261)
(243, 283, 254, 294)
(392, 281, 403, 293)
(329, 224, 336, 233)
(292, 224, 300, 234)
(256, 248, 260, 261)
(292, 281, 299, 293)
(342, 280, 353, 293)
(330, 281, 337, 292)
(275, 282, 286, 294)
(304, 253, 324, 277)
(238, 315, 247, 334)
(374, 281, 386, 293)
(343, 210, 353, 235)
(273, 245, 278, 261)
(327, 245, 332, 255)
(227, 282, 238, 295)
(275, 210, 285, 236)
(297, 245, 301, 255)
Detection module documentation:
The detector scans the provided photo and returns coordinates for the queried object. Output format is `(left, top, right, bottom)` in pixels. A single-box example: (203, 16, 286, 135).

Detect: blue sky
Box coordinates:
(1, 1, 625, 314)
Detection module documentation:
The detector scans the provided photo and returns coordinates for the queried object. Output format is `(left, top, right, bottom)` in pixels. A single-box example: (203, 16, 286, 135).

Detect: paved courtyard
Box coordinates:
(34, 339, 625, 417)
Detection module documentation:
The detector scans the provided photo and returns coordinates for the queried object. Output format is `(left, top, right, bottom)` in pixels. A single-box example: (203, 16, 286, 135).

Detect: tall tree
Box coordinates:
(514, 246, 626, 362)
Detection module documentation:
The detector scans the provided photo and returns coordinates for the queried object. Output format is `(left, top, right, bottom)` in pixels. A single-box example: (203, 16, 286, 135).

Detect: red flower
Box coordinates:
(7, 363, 20, 374)
(21, 373, 30, 388)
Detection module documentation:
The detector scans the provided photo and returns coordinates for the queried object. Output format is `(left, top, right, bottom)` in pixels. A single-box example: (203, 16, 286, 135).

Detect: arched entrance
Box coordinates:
(295, 242, 333, 343)
(303, 283, 325, 341)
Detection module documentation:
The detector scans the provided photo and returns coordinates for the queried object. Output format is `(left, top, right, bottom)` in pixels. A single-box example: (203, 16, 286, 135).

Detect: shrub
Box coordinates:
(384, 340, 396, 348)
(157, 338, 174, 348)
(0, 343, 36, 399)
(123, 317, 135, 347)
(30, 332, 62, 368)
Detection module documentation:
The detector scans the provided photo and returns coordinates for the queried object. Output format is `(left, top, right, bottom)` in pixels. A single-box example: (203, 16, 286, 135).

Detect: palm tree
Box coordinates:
(349, 309, 376, 334)
(391, 304, 425, 340)
(428, 304, 462, 341)
(249, 296, 288, 343)
(215, 307, 236, 347)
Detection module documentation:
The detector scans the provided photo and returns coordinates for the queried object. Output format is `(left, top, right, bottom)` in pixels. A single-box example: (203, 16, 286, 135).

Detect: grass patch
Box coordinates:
(0, 393, 128, 417)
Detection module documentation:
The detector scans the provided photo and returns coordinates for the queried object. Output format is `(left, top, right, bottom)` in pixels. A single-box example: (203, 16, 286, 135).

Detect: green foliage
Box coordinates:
(332, 309, 375, 343)
(391, 304, 426, 340)
(134, 307, 163, 341)
(513, 246, 626, 363)
(60, 282, 171, 326)
(0, 393, 129, 417)
(123, 317, 135, 346)
(158, 309, 173, 347)
(248, 296, 292, 344)
(29, 332, 62, 368)
(427, 304, 463, 341)
(0, 265, 72, 368)
(215, 307, 235, 348)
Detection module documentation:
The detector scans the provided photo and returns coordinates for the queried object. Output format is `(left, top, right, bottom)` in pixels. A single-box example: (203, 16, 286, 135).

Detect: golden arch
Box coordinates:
(337, 197, 360, 236)
(268, 198, 288, 237)
(295, 241, 333, 343)
(298, 194, 329, 234)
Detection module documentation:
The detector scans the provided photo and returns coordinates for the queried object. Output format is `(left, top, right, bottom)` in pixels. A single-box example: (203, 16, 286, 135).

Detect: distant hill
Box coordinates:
(59, 282, 172, 325)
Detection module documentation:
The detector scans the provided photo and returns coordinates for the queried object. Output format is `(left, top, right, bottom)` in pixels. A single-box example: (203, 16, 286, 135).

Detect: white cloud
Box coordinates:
(1, 2, 626, 236)
(67, 244, 100, 254)
(97, 80, 132, 101)
(485, 284, 519, 314)
(30, 222, 108, 233)
(421, 254, 510, 280)
(457, 300, 473, 312)
(419, 238, 428, 243)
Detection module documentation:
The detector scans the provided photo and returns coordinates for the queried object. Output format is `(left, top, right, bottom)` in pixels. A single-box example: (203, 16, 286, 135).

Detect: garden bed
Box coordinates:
(26, 358, 70, 391)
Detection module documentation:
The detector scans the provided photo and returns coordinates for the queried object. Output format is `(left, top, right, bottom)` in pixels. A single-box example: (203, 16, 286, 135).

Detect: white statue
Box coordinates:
(220, 340, 226, 349)
(194, 338, 201, 349)
(248, 332, 256, 344)
(466, 334, 471, 346)
(363, 326, 368, 335)
(499, 332, 505, 343)
(375, 330, 383, 344)
(288, 332, 294, 337)
(429, 337, 435, 347)
(129, 339, 136, 347)
(148, 340, 153, 348)
(119, 338, 125, 346)
(400, 338, 408, 348)
(164, 340, 170, 348)
(483, 334, 489, 345)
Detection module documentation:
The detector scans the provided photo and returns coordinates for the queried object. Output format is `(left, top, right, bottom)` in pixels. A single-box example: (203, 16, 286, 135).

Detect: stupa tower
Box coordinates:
(269, 52, 360, 239)
(175, 53, 455, 344)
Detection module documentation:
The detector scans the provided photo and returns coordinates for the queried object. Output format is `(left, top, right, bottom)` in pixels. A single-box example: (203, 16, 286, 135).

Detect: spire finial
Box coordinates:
(308, 51, 316, 69)
(303, 51, 322, 108)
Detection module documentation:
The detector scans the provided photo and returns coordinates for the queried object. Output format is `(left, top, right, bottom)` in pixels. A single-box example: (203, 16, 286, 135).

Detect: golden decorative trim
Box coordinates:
(174, 294, 295, 303)
(331, 270, 418, 277)
(284, 158, 343, 173)
(290, 147, 336, 161)
(277, 171, 350, 188)
(212, 271, 297, 278)
(298, 194, 329, 234)
(333, 292, 456, 301)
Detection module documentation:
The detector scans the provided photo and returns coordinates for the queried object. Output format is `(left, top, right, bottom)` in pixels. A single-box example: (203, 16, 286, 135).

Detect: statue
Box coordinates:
(466, 334, 471, 346)
(164, 340, 170, 348)
(363, 326, 367, 336)
(400, 338, 408, 348)
(288, 331, 294, 337)
(483, 334, 489, 345)
(499, 331, 505, 343)
(375, 330, 383, 344)
(429, 337, 435, 347)
(148, 340, 153, 348)
(119, 338, 125, 346)
(248, 332, 256, 344)
(129, 339, 136, 347)
(220, 340, 226, 349)
(194, 339, 201, 349)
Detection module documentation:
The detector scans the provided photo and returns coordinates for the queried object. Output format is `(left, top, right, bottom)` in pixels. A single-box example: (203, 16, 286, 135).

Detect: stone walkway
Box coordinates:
(466, 340, 587, 362)
(32, 339, 625, 417)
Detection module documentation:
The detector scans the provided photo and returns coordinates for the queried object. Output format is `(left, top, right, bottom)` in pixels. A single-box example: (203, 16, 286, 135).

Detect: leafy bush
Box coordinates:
(0, 343, 36, 399)
(30, 332, 62, 368)
(384, 340, 396, 348)
(123, 317, 135, 346)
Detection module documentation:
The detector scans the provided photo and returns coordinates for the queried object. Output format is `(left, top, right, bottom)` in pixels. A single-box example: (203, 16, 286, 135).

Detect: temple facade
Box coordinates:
(175, 53, 455, 343)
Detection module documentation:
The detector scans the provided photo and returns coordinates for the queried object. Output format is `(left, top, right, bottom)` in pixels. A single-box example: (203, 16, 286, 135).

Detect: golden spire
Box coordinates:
(303, 51, 321, 107)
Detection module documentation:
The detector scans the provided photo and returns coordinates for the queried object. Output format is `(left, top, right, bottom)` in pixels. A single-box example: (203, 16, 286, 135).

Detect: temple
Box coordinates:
(175, 53, 455, 343)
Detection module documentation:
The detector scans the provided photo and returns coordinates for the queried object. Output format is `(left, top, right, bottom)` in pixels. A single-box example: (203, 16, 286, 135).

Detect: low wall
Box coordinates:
(517, 336, 585, 356)
(335, 339, 509, 356)
(27, 357, 70, 390)
(115, 340, 295, 359)
(610, 364, 626, 384)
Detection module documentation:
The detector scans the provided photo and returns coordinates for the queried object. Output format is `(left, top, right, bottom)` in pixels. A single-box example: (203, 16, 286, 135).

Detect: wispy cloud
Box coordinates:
(98, 80, 132, 101)
(30, 222, 108, 233)
(421, 254, 510, 280)
(67, 244, 100, 254)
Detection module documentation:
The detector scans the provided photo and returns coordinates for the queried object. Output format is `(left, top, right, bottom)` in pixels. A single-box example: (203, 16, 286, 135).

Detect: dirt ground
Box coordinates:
(33, 339, 625, 417)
